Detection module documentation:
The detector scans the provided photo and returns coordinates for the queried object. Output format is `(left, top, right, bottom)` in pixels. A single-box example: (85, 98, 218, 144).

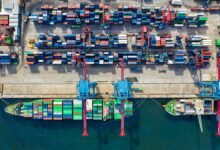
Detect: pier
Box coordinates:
(0, 82, 199, 98)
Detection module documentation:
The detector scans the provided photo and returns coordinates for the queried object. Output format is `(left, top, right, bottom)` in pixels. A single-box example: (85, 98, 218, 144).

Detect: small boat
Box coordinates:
(164, 99, 216, 116)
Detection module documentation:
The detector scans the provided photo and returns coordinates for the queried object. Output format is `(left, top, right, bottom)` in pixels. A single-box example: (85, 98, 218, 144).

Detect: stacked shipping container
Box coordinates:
(25, 51, 212, 68)
(53, 99, 63, 120)
(186, 35, 212, 47)
(93, 100, 103, 120)
(63, 100, 73, 119)
(0, 52, 19, 65)
(20, 102, 33, 118)
(33, 100, 43, 119)
(43, 99, 53, 120)
(29, 4, 208, 28)
(73, 100, 83, 120)
(18, 99, 133, 121)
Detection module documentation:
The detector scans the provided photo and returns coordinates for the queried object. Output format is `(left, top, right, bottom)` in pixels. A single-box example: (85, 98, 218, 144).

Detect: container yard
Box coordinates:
(1, 0, 220, 147)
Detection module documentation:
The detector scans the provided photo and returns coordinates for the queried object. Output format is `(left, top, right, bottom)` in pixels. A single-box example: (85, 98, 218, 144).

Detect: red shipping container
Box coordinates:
(105, 14, 110, 21)
(160, 38, 166, 47)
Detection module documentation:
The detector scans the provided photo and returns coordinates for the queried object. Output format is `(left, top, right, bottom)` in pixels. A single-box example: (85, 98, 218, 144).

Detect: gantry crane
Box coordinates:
(197, 81, 220, 99)
(217, 100, 220, 136)
(216, 55, 220, 136)
(76, 58, 97, 136)
(113, 60, 132, 136)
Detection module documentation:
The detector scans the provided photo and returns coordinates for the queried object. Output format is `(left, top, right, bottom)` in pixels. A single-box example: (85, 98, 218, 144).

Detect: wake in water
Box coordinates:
(0, 98, 9, 105)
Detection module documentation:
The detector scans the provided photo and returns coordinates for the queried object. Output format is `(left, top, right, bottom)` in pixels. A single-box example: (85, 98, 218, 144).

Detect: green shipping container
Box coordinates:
(198, 16, 208, 21)
(216, 39, 220, 47)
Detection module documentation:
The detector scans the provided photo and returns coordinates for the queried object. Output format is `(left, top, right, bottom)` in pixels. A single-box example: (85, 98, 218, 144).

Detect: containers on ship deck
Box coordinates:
(114, 99, 121, 120)
(93, 99, 103, 120)
(16, 99, 134, 121)
(124, 101, 133, 117)
(43, 99, 53, 120)
(63, 99, 73, 119)
(73, 100, 82, 120)
(53, 99, 63, 120)
(20, 102, 33, 118)
(33, 100, 43, 119)
(86, 99, 93, 119)
(103, 99, 114, 121)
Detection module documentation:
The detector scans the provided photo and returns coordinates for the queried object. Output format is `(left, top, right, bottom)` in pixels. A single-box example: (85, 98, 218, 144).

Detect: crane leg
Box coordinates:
(120, 100, 126, 137)
(217, 101, 220, 136)
(82, 100, 88, 136)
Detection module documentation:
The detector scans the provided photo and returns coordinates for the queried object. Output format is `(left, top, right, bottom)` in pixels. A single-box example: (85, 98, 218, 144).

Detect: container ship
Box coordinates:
(5, 99, 133, 121)
(164, 99, 216, 116)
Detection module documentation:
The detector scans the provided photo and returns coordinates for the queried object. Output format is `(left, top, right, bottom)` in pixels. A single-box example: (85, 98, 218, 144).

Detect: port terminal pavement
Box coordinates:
(0, 0, 219, 99)
(0, 64, 217, 99)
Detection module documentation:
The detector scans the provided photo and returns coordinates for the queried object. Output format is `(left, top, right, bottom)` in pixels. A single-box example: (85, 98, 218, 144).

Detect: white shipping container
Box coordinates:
(128, 55, 137, 58)
(86, 62, 94, 64)
(188, 25, 198, 28)
(202, 40, 212, 42)
(74, 100, 82, 105)
(174, 24, 184, 27)
(165, 44, 175, 47)
(201, 37, 211, 40)
(52, 61, 62, 65)
(118, 40, 128, 44)
(168, 60, 174, 64)
(86, 99, 93, 110)
(38, 60, 44, 63)
(190, 35, 203, 38)
(128, 62, 137, 64)
(99, 60, 104, 64)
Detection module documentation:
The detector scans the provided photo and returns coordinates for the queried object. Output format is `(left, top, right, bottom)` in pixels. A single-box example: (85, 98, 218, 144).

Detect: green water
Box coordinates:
(0, 99, 220, 150)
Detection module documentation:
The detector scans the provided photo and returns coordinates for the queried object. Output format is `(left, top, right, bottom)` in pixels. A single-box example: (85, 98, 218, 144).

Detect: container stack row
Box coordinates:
(53, 99, 63, 120)
(34, 32, 182, 49)
(168, 51, 188, 65)
(63, 100, 73, 120)
(0, 52, 19, 65)
(188, 49, 212, 69)
(148, 35, 176, 48)
(73, 100, 83, 120)
(86, 99, 93, 120)
(33, 100, 43, 119)
(124, 101, 133, 117)
(103, 99, 114, 121)
(191, 6, 220, 12)
(186, 15, 208, 28)
(29, 4, 208, 28)
(19, 99, 133, 121)
(93, 99, 103, 120)
(20, 102, 33, 118)
(25, 51, 212, 67)
(43, 99, 53, 120)
(25, 51, 72, 65)
(186, 35, 212, 47)
(145, 52, 168, 64)
(114, 99, 121, 120)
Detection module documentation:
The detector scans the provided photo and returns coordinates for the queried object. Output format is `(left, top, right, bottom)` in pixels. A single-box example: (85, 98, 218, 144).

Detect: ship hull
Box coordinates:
(5, 99, 133, 121)
(164, 99, 216, 116)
